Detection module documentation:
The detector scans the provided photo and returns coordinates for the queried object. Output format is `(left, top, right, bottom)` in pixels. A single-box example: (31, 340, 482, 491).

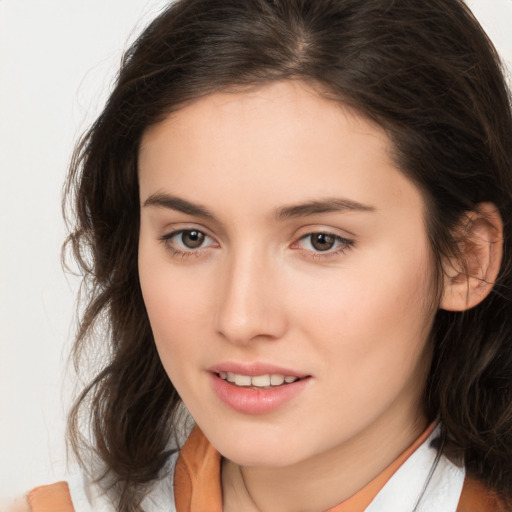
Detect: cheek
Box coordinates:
(140, 276, 214, 407)
(294, 239, 436, 387)
(138, 242, 210, 375)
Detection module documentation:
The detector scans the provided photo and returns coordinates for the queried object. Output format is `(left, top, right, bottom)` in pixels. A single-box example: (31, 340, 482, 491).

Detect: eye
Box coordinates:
(309, 233, 337, 251)
(161, 229, 217, 254)
(177, 230, 206, 249)
(295, 232, 353, 255)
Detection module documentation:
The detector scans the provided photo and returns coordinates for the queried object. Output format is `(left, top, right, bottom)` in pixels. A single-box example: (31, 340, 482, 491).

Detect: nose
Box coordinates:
(214, 248, 288, 345)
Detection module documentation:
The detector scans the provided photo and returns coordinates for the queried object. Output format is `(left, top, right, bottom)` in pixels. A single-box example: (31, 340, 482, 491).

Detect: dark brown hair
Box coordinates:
(65, 0, 512, 510)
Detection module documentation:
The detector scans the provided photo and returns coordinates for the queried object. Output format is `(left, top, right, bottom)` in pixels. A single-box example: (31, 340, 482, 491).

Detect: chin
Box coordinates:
(204, 423, 309, 468)
(223, 445, 302, 468)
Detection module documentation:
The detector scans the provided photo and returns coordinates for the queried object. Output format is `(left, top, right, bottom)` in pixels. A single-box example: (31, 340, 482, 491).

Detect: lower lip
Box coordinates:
(209, 373, 310, 414)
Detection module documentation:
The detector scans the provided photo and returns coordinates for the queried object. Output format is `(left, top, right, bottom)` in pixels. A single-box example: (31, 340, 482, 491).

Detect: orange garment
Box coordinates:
(27, 481, 74, 512)
(456, 476, 508, 512)
(174, 426, 222, 512)
(27, 426, 506, 512)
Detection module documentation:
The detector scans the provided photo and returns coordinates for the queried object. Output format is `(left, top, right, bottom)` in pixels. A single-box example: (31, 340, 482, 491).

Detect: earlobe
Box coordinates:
(440, 202, 503, 312)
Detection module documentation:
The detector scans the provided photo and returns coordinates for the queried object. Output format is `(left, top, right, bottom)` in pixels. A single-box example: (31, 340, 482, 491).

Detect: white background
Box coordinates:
(0, 0, 511, 508)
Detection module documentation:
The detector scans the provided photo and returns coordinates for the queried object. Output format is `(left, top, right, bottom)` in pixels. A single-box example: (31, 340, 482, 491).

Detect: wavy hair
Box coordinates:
(65, 0, 512, 510)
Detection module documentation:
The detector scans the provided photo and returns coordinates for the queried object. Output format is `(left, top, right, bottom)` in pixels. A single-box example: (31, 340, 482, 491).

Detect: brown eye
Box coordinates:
(294, 232, 353, 257)
(181, 230, 205, 248)
(310, 233, 336, 251)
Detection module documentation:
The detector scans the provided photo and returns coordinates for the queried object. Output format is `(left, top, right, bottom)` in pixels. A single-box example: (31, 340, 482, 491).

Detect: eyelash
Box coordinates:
(159, 229, 354, 260)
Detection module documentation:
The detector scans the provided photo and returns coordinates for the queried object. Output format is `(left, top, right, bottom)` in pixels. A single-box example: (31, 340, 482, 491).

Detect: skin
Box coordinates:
(138, 80, 439, 512)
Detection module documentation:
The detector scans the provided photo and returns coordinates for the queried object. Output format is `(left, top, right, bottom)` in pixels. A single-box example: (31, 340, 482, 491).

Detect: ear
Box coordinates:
(440, 202, 503, 312)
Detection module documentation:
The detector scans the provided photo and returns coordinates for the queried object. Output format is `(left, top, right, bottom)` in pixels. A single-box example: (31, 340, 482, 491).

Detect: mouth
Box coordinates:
(207, 363, 311, 414)
(216, 371, 302, 389)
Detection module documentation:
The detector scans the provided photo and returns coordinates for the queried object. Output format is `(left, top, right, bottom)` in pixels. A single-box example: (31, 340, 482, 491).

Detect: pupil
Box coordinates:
(182, 230, 204, 248)
(312, 233, 334, 251)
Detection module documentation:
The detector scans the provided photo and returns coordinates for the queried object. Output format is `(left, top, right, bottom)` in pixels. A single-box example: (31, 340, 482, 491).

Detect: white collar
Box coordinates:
(366, 426, 465, 512)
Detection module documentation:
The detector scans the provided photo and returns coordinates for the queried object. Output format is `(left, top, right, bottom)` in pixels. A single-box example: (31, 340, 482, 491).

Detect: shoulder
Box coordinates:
(457, 476, 510, 512)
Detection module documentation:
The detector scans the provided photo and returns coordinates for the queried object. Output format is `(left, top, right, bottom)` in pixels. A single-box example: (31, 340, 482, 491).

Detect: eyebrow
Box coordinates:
(274, 198, 375, 220)
(142, 193, 375, 220)
(143, 193, 215, 219)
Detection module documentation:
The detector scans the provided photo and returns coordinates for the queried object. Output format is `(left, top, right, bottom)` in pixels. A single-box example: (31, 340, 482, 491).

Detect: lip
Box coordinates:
(207, 362, 311, 415)
(207, 361, 309, 378)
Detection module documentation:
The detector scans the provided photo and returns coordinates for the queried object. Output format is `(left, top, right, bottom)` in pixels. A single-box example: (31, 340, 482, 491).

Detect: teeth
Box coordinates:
(219, 372, 300, 387)
(234, 374, 252, 386)
(251, 375, 271, 387)
(270, 374, 285, 386)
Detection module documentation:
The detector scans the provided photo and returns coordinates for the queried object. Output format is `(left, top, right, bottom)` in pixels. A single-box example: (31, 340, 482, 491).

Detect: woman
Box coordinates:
(28, 0, 512, 511)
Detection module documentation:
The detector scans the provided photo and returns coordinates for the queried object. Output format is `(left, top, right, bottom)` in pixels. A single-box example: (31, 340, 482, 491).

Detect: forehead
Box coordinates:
(140, 81, 388, 158)
(138, 80, 423, 218)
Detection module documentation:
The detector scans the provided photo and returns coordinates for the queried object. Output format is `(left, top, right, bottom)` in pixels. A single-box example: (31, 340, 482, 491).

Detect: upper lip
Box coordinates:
(207, 361, 310, 378)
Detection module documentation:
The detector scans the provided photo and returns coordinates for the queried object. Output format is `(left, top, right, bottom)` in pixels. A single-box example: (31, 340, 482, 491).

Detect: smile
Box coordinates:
(218, 372, 300, 388)
(209, 370, 311, 414)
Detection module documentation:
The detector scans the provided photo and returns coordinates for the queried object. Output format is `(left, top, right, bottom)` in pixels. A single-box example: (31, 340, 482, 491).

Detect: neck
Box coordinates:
(222, 403, 429, 512)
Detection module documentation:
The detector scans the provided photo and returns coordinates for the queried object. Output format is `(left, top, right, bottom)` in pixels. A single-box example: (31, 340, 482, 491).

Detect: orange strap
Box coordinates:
(456, 476, 507, 512)
(174, 426, 222, 512)
(27, 481, 75, 512)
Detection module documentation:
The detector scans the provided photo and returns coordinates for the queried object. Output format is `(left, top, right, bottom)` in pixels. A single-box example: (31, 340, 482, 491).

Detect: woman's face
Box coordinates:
(138, 81, 438, 468)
